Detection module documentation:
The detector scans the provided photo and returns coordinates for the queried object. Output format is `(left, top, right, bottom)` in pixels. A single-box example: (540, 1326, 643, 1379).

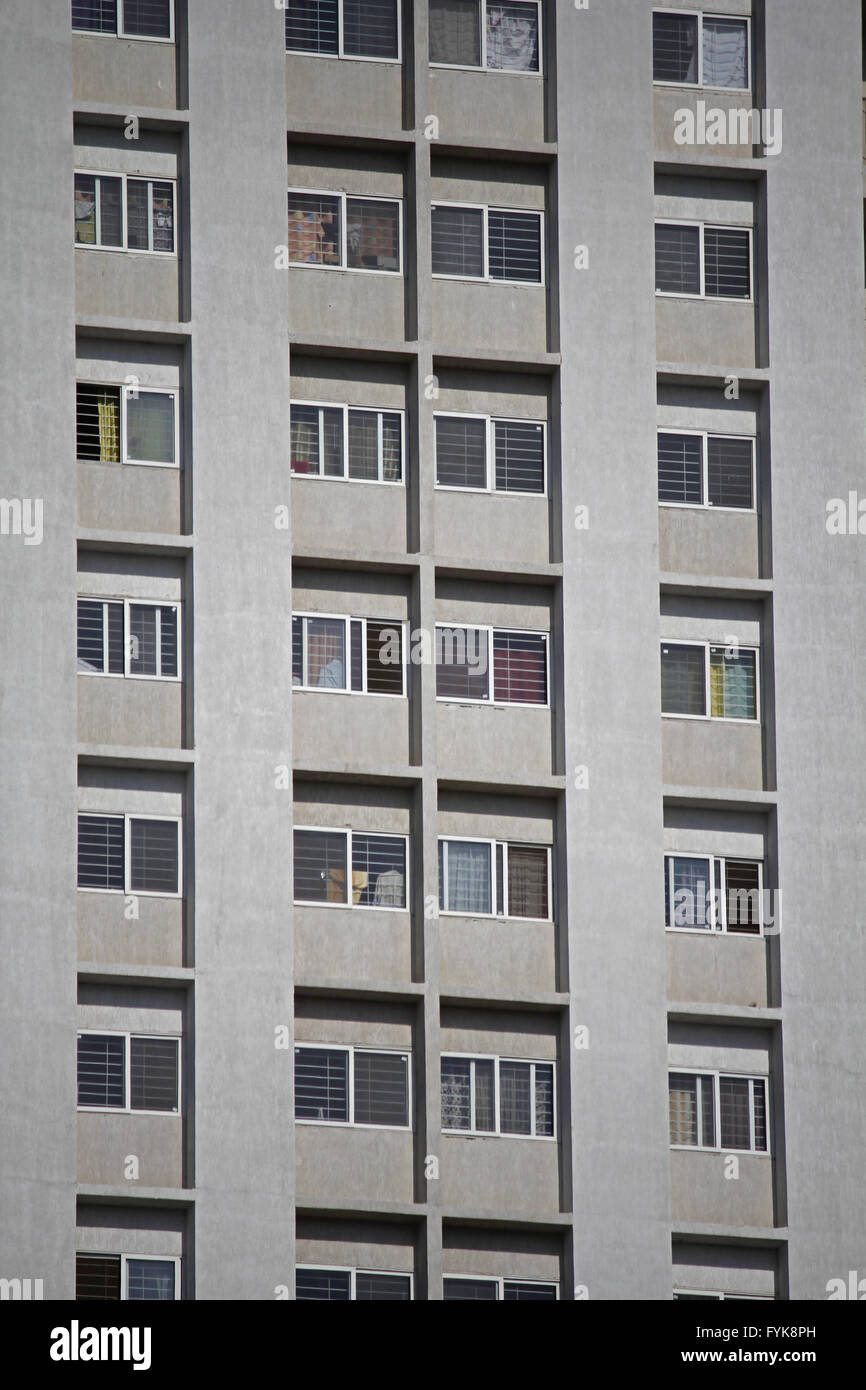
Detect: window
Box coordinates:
(295, 1267, 412, 1300)
(77, 599, 180, 679)
(285, 1, 399, 61)
(287, 191, 401, 273)
(77, 1033, 180, 1113)
(74, 173, 175, 253)
(76, 383, 179, 468)
(669, 1071, 768, 1152)
(77, 814, 181, 895)
(438, 838, 551, 919)
(660, 642, 759, 721)
(441, 1054, 555, 1137)
(665, 855, 763, 934)
(435, 414, 546, 494)
(657, 431, 755, 510)
(443, 1276, 557, 1300)
(655, 222, 752, 301)
(292, 614, 406, 695)
(290, 402, 404, 483)
(429, 1, 541, 73)
(294, 1045, 410, 1127)
(435, 625, 548, 706)
(432, 203, 543, 284)
(75, 1254, 179, 1300)
(72, 1, 174, 40)
(674, 1289, 772, 1301)
(652, 10, 750, 90)
(293, 827, 408, 909)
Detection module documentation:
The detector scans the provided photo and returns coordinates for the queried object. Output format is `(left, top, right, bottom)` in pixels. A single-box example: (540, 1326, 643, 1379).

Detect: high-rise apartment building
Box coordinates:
(2, 0, 865, 1302)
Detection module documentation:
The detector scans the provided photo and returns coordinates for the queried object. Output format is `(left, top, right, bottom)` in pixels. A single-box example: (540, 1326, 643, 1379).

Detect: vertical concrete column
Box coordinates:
(186, 1, 295, 1298)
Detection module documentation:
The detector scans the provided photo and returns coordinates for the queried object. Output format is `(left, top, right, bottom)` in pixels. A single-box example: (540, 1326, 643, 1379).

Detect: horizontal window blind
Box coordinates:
(504, 1281, 557, 1301)
(444, 1278, 499, 1300)
(295, 1047, 349, 1121)
(293, 829, 348, 903)
(354, 1272, 411, 1300)
(494, 419, 544, 493)
(655, 223, 700, 295)
(73, 1, 118, 31)
(658, 433, 703, 505)
(78, 1033, 125, 1108)
(492, 631, 547, 705)
(129, 817, 179, 894)
(126, 1259, 176, 1300)
(486, 3, 539, 72)
(75, 1253, 121, 1300)
(76, 384, 121, 463)
(121, 0, 172, 39)
(346, 198, 400, 271)
(130, 1036, 178, 1111)
(431, 205, 484, 277)
(506, 843, 549, 918)
(652, 11, 698, 83)
(435, 415, 487, 488)
(704, 227, 751, 299)
(285, 0, 339, 53)
(429, 0, 481, 67)
(342, 0, 398, 59)
(702, 17, 748, 89)
(78, 814, 124, 890)
(435, 626, 490, 700)
(724, 859, 761, 934)
(125, 392, 175, 465)
(296, 1268, 352, 1300)
(661, 644, 706, 716)
(351, 832, 406, 907)
(353, 1050, 409, 1126)
(707, 435, 753, 508)
(288, 192, 341, 265)
(488, 209, 541, 282)
(77, 599, 124, 674)
(709, 647, 756, 719)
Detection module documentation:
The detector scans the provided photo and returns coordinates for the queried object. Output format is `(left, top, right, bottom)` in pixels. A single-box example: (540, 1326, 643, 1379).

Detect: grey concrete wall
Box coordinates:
(667, 932, 769, 1008)
(659, 508, 760, 579)
(78, 462, 184, 534)
(72, 34, 178, 109)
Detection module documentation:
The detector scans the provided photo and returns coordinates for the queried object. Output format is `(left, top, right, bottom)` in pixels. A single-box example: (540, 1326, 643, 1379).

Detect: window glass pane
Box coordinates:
(121, 0, 173, 39)
(346, 198, 400, 271)
(382, 412, 402, 482)
(499, 1059, 531, 1134)
(655, 223, 701, 294)
(291, 616, 304, 684)
(150, 181, 174, 252)
(304, 616, 346, 688)
(295, 1047, 349, 1121)
(707, 436, 753, 509)
(752, 1078, 767, 1151)
(76, 384, 120, 462)
(492, 631, 547, 705)
(363, 620, 404, 697)
(130, 1037, 178, 1112)
(486, 3, 539, 72)
(288, 192, 341, 265)
(534, 1062, 554, 1135)
(661, 644, 706, 716)
(348, 410, 380, 479)
(669, 1072, 698, 1145)
(78, 599, 108, 673)
(353, 1051, 408, 1126)
(126, 1259, 176, 1300)
(436, 416, 487, 489)
(72, 1, 118, 33)
(506, 844, 549, 919)
(474, 1057, 495, 1130)
(74, 173, 98, 244)
(126, 179, 150, 250)
(444, 1278, 498, 1300)
(285, 0, 338, 54)
(130, 818, 179, 894)
(494, 419, 544, 493)
(444, 839, 492, 913)
(290, 403, 321, 474)
(670, 856, 712, 929)
(709, 647, 756, 720)
(436, 626, 490, 700)
(355, 1272, 411, 1300)
(658, 432, 703, 505)
(128, 604, 158, 675)
(350, 618, 364, 692)
(702, 17, 748, 89)
(78, 814, 124, 890)
(296, 1268, 351, 1299)
(652, 11, 698, 82)
(700, 1075, 715, 1146)
(719, 1076, 752, 1150)
(504, 1281, 557, 1300)
(159, 605, 178, 677)
(126, 392, 175, 464)
(293, 829, 348, 903)
(76, 1253, 121, 1301)
(724, 860, 762, 935)
(352, 832, 406, 907)
(78, 1033, 125, 1107)
(343, 0, 398, 59)
(441, 1056, 471, 1128)
(704, 228, 751, 299)
(429, 0, 481, 66)
(432, 205, 484, 277)
(488, 209, 542, 282)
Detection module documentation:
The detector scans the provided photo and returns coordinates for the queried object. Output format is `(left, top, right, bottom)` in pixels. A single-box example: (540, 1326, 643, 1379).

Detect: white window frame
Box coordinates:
(294, 1043, 413, 1132)
(285, 0, 402, 64)
(673, 1288, 771, 1300)
(443, 1275, 559, 1299)
(433, 412, 547, 496)
(292, 824, 410, 912)
(77, 597, 182, 681)
(434, 623, 550, 708)
(292, 612, 408, 697)
(668, 1068, 770, 1154)
(660, 639, 760, 724)
(654, 219, 753, 303)
(438, 836, 553, 921)
(652, 9, 751, 93)
(74, 171, 177, 255)
(76, 1030, 182, 1117)
(77, 811, 183, 898)
(431, 201, 545, 287)
(664, 852, 765, 936)
(287, 189, 404, 276)
(76, 1253, 182, 1300)
(294, 1265, 414, 1298)
(290, 400, 406, 485)
(440, 1051, 557, 1140)
(76, 383, 180, 470)
(657, 429, 756, 513)
(430, 0, 544, 77)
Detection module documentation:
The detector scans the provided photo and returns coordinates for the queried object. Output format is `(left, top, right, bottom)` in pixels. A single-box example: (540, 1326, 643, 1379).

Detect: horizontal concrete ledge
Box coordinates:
(290, 333, 418, 361)
(672, 1222, 788, 1248)
(77, 1186, 193, 1209)
(437, 772, 566, 798)
(295, 1197, 425, 1221)
(78, 745, 195, 770)
(287, 123, 415, 152)
(292, 548, 419, 575)
(436, 137, 557, 165)
(295, 977, 424, 1002)
(78, 529, 193, 556)
(442, 1208, 572, 1231)
(656, 363, 770, 389)
(660, 572, 773, 600)
(433, 345, 560, 373)
(291, 549, 562, 584)
(667, 1002, 782, 1028)
(654, 153, 770, 179)
(77, 963, 195, 987)
(439, 986, 568, 1012)
(292, 761, 420, 786)
(76, 316, 190, 343)
(74, 102, 189, 131)
(435, 556, 562, 583)
(663, 785, 777, 811)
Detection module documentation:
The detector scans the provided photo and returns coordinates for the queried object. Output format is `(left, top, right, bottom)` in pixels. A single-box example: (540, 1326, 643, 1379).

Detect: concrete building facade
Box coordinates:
(1, 0, 865, 1300)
